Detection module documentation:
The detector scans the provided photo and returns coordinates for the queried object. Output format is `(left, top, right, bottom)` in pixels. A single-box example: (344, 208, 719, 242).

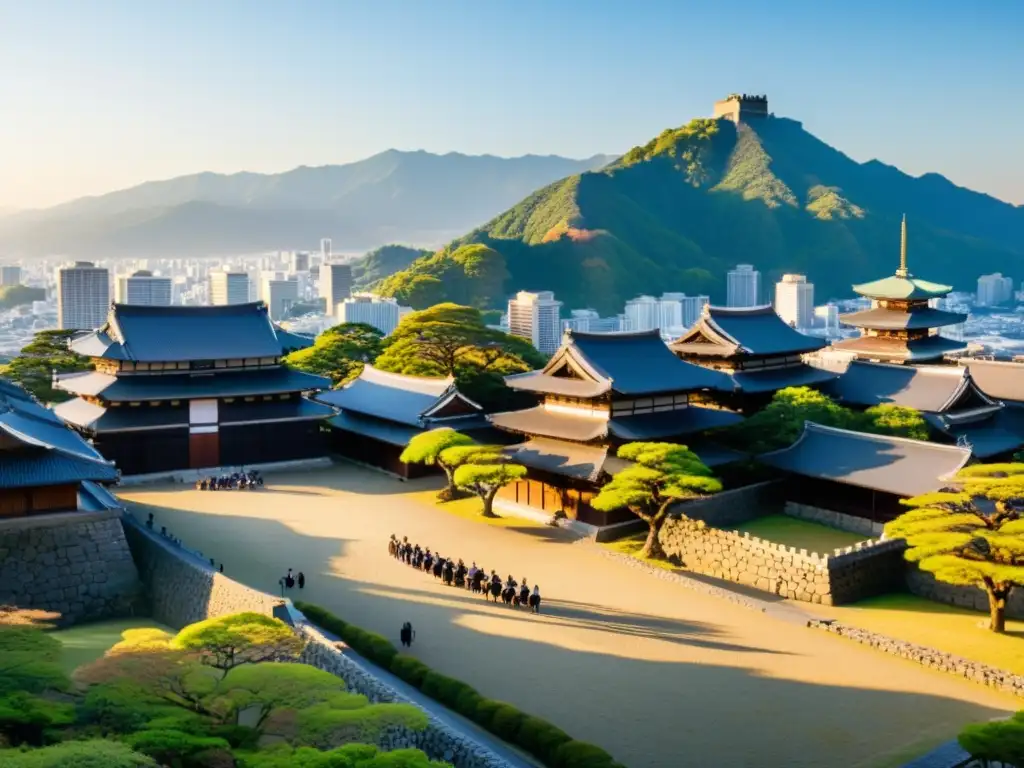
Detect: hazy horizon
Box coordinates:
(3, 0, 1022, 209)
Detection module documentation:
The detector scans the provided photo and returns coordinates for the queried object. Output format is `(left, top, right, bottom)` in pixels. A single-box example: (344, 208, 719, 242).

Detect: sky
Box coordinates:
(1, 0, 1022, 209)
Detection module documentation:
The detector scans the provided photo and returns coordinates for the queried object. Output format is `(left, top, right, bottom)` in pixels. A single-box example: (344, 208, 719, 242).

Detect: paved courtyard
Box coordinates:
(119, 463, 1019, 768)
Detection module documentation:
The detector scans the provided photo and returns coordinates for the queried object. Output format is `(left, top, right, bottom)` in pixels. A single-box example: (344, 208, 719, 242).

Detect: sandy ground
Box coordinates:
(119, 464, 1020, 768)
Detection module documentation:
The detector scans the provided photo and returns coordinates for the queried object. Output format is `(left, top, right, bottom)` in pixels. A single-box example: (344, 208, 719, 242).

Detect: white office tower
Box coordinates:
(680, 295, 709, 329)
(508, 290, 563, 355)
(320, 238, 332, 262)
(57, 261, 109, 330)
(624, 295, 661, 332)
(209, 270, 250, 305)
(261, 275, 299, 321)
(291, 251, 311, 274)
(656, 293, 685, 334)
(115, 270, 172, 306)
(563, 309, 599, 333)
(727, 264, 760, 308)
(337, 294, 406, 336)
(977, 273, 1014, 306)
(0, 265, 22, 286)
(774, 274, 814, 329)
(814, 303, 839, 333)
(319, 263, 353, 316)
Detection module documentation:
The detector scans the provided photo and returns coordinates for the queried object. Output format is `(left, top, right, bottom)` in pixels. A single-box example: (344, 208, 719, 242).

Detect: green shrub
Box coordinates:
(209, 724, 260, 750)
(488, 703, 526, 742)
(552, 739, 621, 768)
(390, 655, 430, 688)
(471, 698, 503, 729)
(294, 602, 397, 668)
(517, 716, 573, 763)
(295, 602, 346, 636)
(125, 729, 230, 765)
(452, 688, 483, 720)
(419, 671, 476, 711)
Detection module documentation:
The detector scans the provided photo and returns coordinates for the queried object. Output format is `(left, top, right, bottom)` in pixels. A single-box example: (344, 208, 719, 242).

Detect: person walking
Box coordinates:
(399, 622, 415, 648)
(297, 571, 306, 589)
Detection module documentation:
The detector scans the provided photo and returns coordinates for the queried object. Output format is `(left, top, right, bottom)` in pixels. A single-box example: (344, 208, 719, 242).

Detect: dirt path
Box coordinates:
(119, 464, 1020, 768)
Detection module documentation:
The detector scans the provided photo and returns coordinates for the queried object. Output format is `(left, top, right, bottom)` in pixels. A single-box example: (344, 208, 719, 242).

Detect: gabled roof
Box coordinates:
(958, 359, 1024, 405)
(532, 329, 733, 397)
(328, 411, 423, 446)
(732, 365, 838, 393)
(488, 406, 608, 442)
(822, 361, 998, 414)
(55, 367, 329, 402)
(315, 366, 480, 428)
(71, 302, 296, 362)
(671, 305, 826, 358)
(503, 372, 610, 398)
(830, 334, 968, 363)
(761, 421, 971, 497)
(839, 306, 966, 331)
(506, 438, 612, 482)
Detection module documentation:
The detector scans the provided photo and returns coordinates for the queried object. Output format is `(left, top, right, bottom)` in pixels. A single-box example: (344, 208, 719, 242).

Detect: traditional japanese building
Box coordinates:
(958, 359, 1024, 409)
(670, 304, 836, 411)
(821, 360, 1024, 459)
(0, 377, 119, 519)
(315, 365, 487, 478)
(52, 303, 333, 475)
(831, 216, 968, 363)
(762, 421, 972, 524)
(488, 329, 742, 525)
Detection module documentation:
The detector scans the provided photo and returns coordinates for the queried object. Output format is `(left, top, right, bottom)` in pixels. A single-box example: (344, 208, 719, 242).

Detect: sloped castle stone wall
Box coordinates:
(0, 510, 140, 626)
(657, 516, 906, 605)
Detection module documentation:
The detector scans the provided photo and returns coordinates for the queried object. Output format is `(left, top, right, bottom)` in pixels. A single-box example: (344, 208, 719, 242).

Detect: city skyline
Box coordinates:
(2, 1, 1023, 209)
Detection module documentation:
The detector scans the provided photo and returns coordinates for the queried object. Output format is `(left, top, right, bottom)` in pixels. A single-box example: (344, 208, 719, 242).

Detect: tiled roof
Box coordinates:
(760, 421, 971, 497)
(0, 381, 105, 462)
(488, 406, 608, 442)
(53, 398, 189, 432)
(732, 365, 838, 394)
(219, 398, 335, 425)
(830, 334, 968, 362)
(328, 410, 423, 446)
(948, 416, 1024, 459)
(672, 305, 826, 357)
(78, 480, 123, 511)
(503, 372, 610, 398)
(506, 438, 611, 482)
(315, 366, 477, 428)
(959, 359, 1024, 404)
(566, 329, 734, 395)
(839, 307, 966, 331)
(55, 367, 329, 402)
(274, 326, 316, 353)
(852, 274, 952, 301)
(71, 302, 298, 362)
(607, 407, 743, 441)
(822, 361, 991, 413)
(0, 451, 119, 490)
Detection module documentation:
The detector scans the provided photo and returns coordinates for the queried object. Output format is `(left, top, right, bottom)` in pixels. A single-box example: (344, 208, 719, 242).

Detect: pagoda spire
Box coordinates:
(896, 214, 908, 277)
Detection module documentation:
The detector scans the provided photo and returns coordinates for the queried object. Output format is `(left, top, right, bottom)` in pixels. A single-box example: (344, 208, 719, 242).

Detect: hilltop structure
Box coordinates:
(713, 93, 769, 123)
(832, 216, 968, 363)
(488, 330, 742, 525)
(670, 305, 835, 411)
(314, 365, 487, 478)
(52, 302, 333, 475)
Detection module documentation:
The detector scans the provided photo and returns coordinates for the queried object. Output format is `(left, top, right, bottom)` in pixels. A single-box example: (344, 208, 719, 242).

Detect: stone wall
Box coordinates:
(676, 480, 784, 528)
(121, 513, 278, 629)
(783, 501, 884, 538)
(0, 511, 140, 626)
(657, 517, 906, 605)
(300, 626, 511, 768)
(907, 569, 1024, 621)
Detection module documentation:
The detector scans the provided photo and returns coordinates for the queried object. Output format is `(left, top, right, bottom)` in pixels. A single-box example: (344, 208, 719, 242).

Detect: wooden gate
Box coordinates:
(189, 431, 220, 469)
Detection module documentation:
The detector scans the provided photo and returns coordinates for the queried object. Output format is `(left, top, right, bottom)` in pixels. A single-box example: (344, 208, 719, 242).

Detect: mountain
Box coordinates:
(0, 151, 615, 258)
(351, 244, 431, 289)
(379, 117, 1024, 314)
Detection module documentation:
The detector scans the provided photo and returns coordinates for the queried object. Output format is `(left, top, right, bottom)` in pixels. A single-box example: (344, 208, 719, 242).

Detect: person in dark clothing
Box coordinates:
(297, 572, 306, 589)
(146, 513, 154, 529)
(219, 563, 224, 573)
(399, 622, 415, 648)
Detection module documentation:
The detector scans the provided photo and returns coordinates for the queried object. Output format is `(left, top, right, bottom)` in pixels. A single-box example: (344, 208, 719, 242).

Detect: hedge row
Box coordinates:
(294, 601, 623, 768)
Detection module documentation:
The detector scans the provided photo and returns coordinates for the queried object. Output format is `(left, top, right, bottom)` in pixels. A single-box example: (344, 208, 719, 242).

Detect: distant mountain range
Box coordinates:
(0, 151, 614, 258)
(377, 116, 1024, 313)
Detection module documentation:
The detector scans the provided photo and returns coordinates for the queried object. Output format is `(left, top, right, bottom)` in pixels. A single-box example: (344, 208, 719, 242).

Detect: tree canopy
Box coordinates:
(454, 458, 527, 518)
(592, 442, 722, 558)
(399, 428, 476, 500)
(171, 612, 306, 671)
(284, 322, 384, 386)
(0, 284, 45, 311)
(959, 709, 1024, 767)
(886, 463, 1024, 633)
(0, 330, 92, 403)
(376, 244, 509, 310)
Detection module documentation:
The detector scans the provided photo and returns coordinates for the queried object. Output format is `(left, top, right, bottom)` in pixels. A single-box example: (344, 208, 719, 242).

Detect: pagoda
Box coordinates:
(487, 329, 742, 526)
(53, 303, 334, 475)
(831, 216, 968, 363)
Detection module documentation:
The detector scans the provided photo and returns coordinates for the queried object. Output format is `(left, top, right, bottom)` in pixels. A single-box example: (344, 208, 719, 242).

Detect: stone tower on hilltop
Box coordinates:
(713, 93, 769, 123)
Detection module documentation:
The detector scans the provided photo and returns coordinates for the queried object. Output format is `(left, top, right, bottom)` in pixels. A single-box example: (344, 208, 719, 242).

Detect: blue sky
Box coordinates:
(1, 0, 1022, 208)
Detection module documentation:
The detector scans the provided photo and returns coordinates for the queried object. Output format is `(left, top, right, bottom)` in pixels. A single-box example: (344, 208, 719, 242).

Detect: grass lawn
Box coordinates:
(731, 514, 868, 555)
(600, 533, 681, 572)
(812, 593, 1024, 676)
(49, 618, 172, 674)
(408, 489, 545, 529)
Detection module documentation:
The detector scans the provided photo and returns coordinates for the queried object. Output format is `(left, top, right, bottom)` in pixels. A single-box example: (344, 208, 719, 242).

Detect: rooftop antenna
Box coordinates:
(896, 214, 909, 278)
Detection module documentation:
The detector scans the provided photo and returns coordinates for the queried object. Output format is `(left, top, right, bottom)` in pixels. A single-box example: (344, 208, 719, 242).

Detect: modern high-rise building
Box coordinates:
(727, 264, 760, 308)
(977, 272, 1014, 307)
(814, 303, 840, 333)
(0, 265, 22, 286)
(680, 295, 709, 329)
(115, 270, 172, 306)
(624, 295, 661, 332)
(291, 251, 311, 274)
(209, 271, 250, 305)
(320, 238, 332, 262)
(319, 263, 353, 316)
(336, 294, 406, 336)
(261, 275, 299, 321)
(507, 290, 563, 355)
(56, 261, 109, 330)
(774, 273, 814, 329)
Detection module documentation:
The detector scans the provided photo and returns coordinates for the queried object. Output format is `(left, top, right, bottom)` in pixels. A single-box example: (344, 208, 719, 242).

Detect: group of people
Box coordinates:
(145, 512, 224, 573)
(280, 568, 306, 591)
(195, 470, 263, 491)
(388, 535, 542, 613)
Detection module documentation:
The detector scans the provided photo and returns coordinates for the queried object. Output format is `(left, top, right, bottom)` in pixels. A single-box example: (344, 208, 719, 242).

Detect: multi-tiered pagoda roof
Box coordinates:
(832, 216, 968, 363)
